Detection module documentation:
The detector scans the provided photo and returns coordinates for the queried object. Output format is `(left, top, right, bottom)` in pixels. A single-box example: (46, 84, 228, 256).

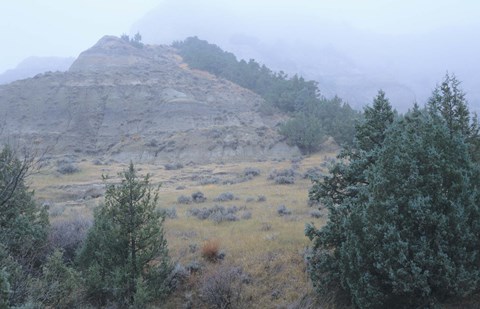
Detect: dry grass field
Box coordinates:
(30, 151, 338, 308)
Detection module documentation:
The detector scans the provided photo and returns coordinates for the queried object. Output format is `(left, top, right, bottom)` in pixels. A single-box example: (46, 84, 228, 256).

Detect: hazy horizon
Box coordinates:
(1, 0, 479, 110)
(2, 0, 479, 72)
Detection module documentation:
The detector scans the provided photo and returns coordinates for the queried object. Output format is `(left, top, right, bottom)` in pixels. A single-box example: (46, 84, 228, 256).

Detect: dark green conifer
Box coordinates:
(307, 86, 480, 308)
(78, 162, 171, 307)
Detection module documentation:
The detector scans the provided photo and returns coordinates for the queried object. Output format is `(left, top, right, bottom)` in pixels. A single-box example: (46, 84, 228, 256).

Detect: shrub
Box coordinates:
(222, 175, 253, 185)
(200, 265, 245, 309)
(188, 205, 241, 223)
(188, 207, 211, 220)
(92, 159, 104, 165)
(191, 191, 207, 203)
(257, 195, 267, 202)
(277, 205, 291, 216)
(274, 175, 295, 184)
(214, 192, 235, 202)
(260, 222, 272, 231)
(48, 217, 92, 263)
(243, 167, 261, 177)
(158, 207, 178, 219)
(31, 250, 82, 308)
(269, 168, 296, 184)
(241, 211, 252, 220)
(268, 168, 294, 179)
(189, 243, 198, 253)
(145, 139, 158, 147)
(168, 263, 190, 290)
(211, 212, 238, 224)
(186, 260, 203, 273)
(291, 156, 303, 164)
(164, 162, 183, 170)
(177, 195, 192, 204)
(57, 163, 79, 175)
(198, 177, 220, 185)
(48, 204, 65, 217)
(201, 240, 221, 262)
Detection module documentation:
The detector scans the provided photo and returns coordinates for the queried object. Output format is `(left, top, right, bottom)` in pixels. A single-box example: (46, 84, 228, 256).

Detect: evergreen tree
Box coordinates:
(306, 89, 480, 308)
(78, 162, 171, 307)
(0, 268, 8, 309)
(279, 112, 326, 154)
(131, 32, 143, 48)
(427, 73, 480, 161)
(309, 90, 394, 205)
(173, 36, 360, 151)
(428, 73, 470, 136)
(306, 91, 395, 306)
(31, 250, 82, 308)
(0, 146, 49, 306)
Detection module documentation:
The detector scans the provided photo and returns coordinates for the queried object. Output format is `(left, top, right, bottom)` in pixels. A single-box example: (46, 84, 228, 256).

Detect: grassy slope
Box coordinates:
(31, 152, 336, 308)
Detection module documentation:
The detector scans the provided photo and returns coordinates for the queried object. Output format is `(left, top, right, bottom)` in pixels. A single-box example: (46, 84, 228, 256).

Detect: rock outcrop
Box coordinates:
(0, 36, 299, 163)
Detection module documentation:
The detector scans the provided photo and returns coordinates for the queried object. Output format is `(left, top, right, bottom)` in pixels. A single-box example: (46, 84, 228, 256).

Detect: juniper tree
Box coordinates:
(78, 162, 171, 307)
(0, 268, 8, 309)
(279, 112, 326, 154)
(0, 146, 49, 306)
(306, 87, 480, 308)
(31, 250, 82, 308)
(428, 73, 470, 136)
(309, 90, 394, 205)
(428, 73, 480, 161)
(306, 90, 395, 306)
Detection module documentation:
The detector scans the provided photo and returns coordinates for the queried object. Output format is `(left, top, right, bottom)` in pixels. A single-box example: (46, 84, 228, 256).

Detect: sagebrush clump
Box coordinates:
(191, 191, 207, 203)
(188, 205, 243, 223)
(268, 168, 296, 184)
(213, 192, 235, 202)
(244, 167, 261, 177)
(200, 265, 246, 308)
(57, 162, 80, 175)
(277, 205, 291, 216)
(164, 162, 184, 170)
(159, 207, 178, 219)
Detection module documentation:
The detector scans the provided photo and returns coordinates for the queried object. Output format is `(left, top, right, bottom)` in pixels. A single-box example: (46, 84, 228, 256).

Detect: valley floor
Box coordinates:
(31, 152, 335, 308)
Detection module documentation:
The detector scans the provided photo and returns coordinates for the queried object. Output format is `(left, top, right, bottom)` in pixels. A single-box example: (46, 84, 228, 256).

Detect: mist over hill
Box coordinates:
(131, 0, 480, 112)
(0, 56, 74, 85)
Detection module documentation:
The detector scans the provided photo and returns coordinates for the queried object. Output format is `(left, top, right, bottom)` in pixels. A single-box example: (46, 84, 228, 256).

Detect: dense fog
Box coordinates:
(132, 0, 480, 111)
(1, 0, 479, 111)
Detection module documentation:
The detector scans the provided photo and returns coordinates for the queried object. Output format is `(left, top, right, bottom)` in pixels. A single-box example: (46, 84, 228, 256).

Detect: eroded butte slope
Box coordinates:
(0, 36, 299, 163)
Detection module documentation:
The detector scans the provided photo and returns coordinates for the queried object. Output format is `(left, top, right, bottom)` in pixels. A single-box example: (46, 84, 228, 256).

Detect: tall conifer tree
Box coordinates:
(78, 163, 171, 307)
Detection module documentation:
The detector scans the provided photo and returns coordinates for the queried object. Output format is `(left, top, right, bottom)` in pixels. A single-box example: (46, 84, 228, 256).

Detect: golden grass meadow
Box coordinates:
(30, 151, 336, 308)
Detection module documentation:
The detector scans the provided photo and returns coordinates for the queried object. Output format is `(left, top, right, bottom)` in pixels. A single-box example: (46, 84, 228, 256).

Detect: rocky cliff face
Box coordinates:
(0, 36, 299, 163)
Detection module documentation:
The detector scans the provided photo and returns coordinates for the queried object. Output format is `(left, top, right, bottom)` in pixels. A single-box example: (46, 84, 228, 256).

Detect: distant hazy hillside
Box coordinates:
(132, 0, 480, 112)
(0, 36, 299, 163)
(0, 56, 74, 85)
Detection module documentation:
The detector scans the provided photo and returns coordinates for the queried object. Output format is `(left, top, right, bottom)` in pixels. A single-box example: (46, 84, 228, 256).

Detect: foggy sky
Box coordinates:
(1, 0, 480, 110)
(1, 0, 479, 73)
(130, 0, 480, 110)
(0, 0, 159, 73)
